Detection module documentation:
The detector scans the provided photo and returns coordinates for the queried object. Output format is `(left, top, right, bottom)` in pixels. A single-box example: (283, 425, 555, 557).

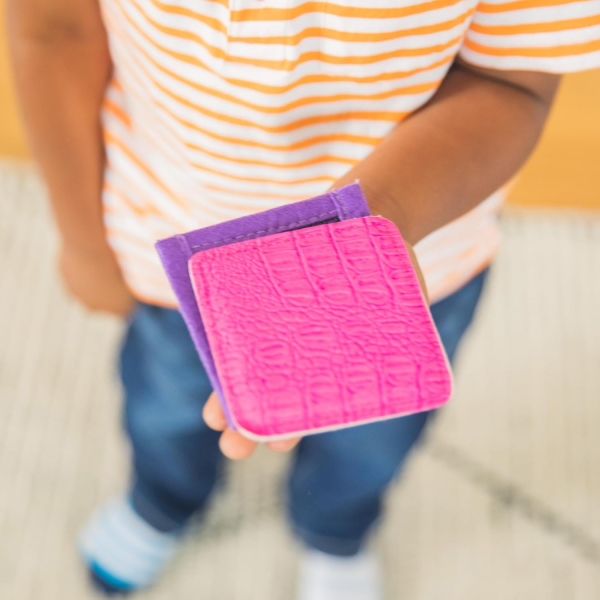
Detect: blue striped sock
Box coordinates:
(79, 497, 180, 594)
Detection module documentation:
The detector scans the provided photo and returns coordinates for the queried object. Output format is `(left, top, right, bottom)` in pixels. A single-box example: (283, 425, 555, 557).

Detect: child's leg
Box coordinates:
(120, 303, 223, 531)
(289, 270, 487, 564)
(81, 303, 222, 594)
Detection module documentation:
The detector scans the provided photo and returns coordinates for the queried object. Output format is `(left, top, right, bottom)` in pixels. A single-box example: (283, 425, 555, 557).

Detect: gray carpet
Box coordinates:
(1, 162, 599, 599)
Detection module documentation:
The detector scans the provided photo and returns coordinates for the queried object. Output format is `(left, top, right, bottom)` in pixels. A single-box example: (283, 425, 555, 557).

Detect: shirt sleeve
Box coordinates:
(459, 0, 600, 72)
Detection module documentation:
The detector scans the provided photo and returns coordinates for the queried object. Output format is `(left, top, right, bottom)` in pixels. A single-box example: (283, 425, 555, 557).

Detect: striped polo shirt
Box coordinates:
(99, 0, 600, 305)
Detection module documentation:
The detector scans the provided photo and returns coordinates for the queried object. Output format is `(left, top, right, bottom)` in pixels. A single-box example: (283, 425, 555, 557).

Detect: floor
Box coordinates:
(1, 162, 600, 599)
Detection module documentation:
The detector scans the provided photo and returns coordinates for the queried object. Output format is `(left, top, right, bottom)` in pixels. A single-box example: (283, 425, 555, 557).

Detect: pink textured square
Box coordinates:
(189, 217, 452, 441)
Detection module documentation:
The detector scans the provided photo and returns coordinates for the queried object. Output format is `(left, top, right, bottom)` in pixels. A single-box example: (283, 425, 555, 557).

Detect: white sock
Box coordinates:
(79, 497, 180, 590)
(297, 548, 383, 600)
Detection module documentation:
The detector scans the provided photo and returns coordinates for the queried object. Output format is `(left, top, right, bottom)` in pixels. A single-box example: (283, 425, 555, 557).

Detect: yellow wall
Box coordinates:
(0, 5, 598, 206)
(509, 70, 600, 210)
(0, 3, 28, 157)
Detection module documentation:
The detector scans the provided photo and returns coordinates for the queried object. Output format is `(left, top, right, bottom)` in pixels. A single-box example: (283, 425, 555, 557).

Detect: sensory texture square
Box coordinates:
(189, 216, 451, 440)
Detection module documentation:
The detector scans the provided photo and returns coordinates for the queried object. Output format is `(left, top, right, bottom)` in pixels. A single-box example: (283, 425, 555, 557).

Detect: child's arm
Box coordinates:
(335, 61, 560, 246)
(7, 0, 133, 315)
(205, 63, 560, 460)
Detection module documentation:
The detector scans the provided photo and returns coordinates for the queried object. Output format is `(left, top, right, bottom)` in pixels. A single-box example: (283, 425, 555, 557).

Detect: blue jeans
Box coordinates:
(120, 270, 487, 555)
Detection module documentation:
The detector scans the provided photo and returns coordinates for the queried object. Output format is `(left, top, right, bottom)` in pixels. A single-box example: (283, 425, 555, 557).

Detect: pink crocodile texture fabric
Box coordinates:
(189, 216, 452, 440)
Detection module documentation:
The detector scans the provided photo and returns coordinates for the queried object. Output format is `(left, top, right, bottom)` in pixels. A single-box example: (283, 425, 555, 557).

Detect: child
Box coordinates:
(8, 0, 599, 597)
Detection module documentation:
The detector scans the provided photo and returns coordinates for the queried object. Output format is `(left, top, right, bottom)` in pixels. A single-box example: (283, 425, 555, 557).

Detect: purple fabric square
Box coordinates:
(155, 183, 371, 428)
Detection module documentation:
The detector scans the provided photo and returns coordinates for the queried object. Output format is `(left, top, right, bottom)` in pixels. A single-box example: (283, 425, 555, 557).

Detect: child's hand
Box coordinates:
(405, 241, 429, 304)
(203, 393, 301, 460)
(201, 231, 427, 460)
(59, 243, 135, 316)
(200, 195, 427, 461)
(329, 180, 428, 303)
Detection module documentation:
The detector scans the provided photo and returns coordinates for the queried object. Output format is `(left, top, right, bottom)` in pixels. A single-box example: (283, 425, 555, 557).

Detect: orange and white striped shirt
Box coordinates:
(99, 0, 600, 306)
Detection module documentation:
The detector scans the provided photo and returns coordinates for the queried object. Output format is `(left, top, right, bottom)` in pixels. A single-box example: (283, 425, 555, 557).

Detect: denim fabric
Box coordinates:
(120, 270, 488, 548)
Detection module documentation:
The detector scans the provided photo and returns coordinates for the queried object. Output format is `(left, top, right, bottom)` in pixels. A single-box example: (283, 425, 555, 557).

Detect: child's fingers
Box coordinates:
(202, 393, 228, 431)
(204, 392, 301, 457)
(219, 428, 258, 460)
(405, 242, 429, 304)
(266, 437, 302, 453)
